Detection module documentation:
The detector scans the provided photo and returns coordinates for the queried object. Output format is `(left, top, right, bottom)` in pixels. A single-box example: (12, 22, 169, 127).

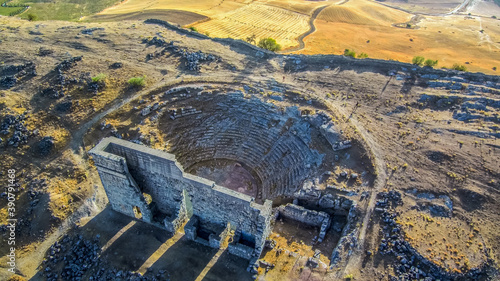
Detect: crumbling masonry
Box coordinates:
(90, 137, 273, 260)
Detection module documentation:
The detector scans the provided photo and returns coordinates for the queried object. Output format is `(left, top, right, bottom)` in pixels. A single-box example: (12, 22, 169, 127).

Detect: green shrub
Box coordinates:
(357, 52, 368, 59)
(258, 38, 281, 52)
(344, 49, 356, 58)
(189, 26, 197, 32)
(412, 56, 425, 66)
(451, 64, 467, 72)
(424, 59, 438, 67)
(91, 73, 106, 83)
(128, 76, 146, 87)
(27, 13, 38, 21)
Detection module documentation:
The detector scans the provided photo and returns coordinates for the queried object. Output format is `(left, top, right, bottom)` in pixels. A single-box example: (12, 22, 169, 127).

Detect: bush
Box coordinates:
(27, 13, 37, 21)
(357, 52, 368, 59)
(424, 59, 438, 67)
(451, 64, 467, 72)
(412, 56, 425, 66)
(91, 73, 106, 83)
(344, 49, 356, 58)
(188, 26, 197, 32)
(257, 38, 281, 52)
(128, 76, 146, 87)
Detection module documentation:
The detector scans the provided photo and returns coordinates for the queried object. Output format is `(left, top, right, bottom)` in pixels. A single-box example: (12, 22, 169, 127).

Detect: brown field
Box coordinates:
(88, 9, 208, 25)
(89, 0, 500, 74)
(299, 13, 500, 74)
(89, 0, 248, 18)
(317, 0, 410, 25)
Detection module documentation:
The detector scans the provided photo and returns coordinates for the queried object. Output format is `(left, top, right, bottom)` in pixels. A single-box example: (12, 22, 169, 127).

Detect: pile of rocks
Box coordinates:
(141, 37, 217, 71)
(42, 234, 100, 280)
(38, 136, 55, 156)
(88, 79, 106, 95)
(81, 27, 105, 35)
(55, 99, 75, 113)
(41, 56, 83, 99)
(56, 56, 82, 73)
(109, 62, 122, 69)
(38, 47, 54, 56)
(0, 62, 37, 88)
(27, 177, 47, 202)
(375, 190, 402, 211)
(142, 36, 171, 47)
(178, 49, 216, 71)
(41, 234, 163, 281)
(0, 113, 36, 148)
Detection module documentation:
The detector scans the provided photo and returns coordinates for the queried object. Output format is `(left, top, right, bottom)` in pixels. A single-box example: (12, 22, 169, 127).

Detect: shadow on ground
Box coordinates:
(30, 206, 252, 281)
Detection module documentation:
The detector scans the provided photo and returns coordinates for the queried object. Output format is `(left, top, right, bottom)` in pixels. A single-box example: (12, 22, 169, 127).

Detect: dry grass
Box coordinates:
(90, 0, 500, 73)
(93, 0, 246, 18)
(317, 0, 410, 25)
(192, 3, 310, 48)
(298, 15, 500, 74)
(399, 209, 487, 272)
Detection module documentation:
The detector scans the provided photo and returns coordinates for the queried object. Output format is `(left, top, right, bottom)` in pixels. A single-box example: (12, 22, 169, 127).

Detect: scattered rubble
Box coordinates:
(0, 62, 37, 88)
(38, 136, 55, 156)
(0, 113, 34, 148)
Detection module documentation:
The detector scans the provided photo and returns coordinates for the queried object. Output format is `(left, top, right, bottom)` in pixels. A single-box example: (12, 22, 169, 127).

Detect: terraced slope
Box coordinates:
(192, 3, 310, 48)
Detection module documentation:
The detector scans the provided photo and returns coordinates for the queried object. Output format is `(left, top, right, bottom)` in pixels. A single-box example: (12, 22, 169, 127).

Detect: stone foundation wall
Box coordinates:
(90, 137, 272, 259)
(278, 203, 331, 241)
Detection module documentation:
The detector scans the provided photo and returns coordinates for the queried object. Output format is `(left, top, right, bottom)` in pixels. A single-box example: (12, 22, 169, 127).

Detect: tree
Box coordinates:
(245, 34, 256, 44)
(451, 64, 467, 72)
(344, 49, 356, 58)
(412, 56, 425, 66)
(357, 52, 368, 59)
(27, 13, 37, 21)
(258, 38, 281, 52)
(424, 59, 438, 68)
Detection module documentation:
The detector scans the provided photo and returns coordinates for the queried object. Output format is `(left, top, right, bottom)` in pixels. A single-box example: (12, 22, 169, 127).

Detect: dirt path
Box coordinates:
(281, 5, 330, 53)
(282, 0, 351, 53)
(324, 102, 388, 276)
(447, 0, 472, 15)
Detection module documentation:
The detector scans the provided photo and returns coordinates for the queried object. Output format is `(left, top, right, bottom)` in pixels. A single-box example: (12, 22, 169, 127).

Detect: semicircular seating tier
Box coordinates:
(167, 93, 325, 199)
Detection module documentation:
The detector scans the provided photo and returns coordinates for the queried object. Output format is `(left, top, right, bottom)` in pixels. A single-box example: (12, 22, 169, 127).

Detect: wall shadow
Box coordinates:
(95, 217, 172, 271)
(202, 251, 253, 281)
(146, 236, 217, 281)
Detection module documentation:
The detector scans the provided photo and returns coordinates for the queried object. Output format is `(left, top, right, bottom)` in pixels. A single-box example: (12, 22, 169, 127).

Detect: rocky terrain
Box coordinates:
(0, 14, 498, 281)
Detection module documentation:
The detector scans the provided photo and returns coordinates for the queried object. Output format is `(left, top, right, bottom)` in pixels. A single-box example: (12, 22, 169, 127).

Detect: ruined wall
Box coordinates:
(90, 137, 272, 258)
(278, 203, 331, 241)
(90, 148, 153, 222)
